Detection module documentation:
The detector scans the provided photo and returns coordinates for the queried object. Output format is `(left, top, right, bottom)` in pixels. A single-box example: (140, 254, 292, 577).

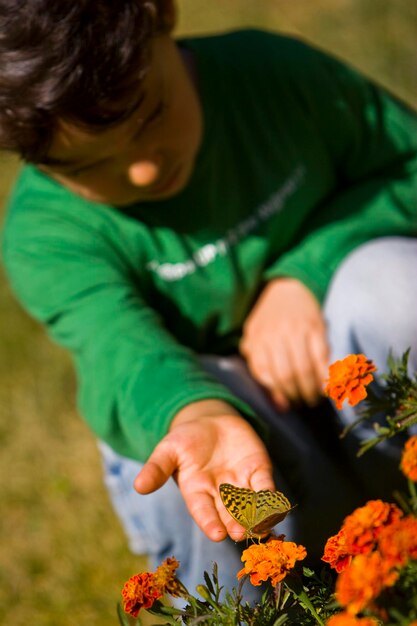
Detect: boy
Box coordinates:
(1, 0, 417, 595)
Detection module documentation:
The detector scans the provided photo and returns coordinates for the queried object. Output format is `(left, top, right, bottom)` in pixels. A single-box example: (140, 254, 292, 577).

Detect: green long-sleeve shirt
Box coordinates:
(3, 30, 417, 461)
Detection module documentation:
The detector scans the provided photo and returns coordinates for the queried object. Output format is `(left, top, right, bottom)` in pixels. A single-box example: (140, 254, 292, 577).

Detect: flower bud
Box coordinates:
(196, 584, 211, 600)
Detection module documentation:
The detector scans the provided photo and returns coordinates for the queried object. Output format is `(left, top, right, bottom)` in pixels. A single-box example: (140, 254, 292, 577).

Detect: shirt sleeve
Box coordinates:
(263, 37, 417, 302)
(2, 209, 261, 461)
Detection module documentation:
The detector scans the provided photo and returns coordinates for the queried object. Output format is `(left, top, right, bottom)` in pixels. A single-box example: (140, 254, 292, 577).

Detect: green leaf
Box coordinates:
(272, 614, 291, 625)
(203, 569, 216, 595)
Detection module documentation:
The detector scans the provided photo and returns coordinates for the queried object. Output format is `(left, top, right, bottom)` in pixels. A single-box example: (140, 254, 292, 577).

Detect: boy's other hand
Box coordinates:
(134, 399, 275, 542)
(240, 277, 329, 410)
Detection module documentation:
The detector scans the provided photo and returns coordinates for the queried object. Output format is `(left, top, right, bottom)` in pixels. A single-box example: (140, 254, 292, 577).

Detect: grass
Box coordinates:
(0, 2, 415, 625)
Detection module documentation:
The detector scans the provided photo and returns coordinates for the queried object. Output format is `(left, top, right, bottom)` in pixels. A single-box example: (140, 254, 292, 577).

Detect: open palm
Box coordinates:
(134, 410, 275, 541)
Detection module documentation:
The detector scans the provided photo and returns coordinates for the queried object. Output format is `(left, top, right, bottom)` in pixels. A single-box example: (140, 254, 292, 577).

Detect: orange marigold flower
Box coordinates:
(400, 435, 417, 482)
(322, 529, 352, 573)
(342, 500, 402, 556)
(122, 557, 184, 618)
(323, 500, 402, 571)
(378, 516, 417, 568)
(121, 572, 162, 618)
(336, 552, 398, 615)
(325, 354, 376, 410)
(237, 536, 306, 586)
(326, 612, 380, 626)
(153, 557, 184, 598)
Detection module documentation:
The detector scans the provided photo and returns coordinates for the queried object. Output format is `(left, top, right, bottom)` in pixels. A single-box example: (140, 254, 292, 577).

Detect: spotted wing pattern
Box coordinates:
(219, 483, 292, 539)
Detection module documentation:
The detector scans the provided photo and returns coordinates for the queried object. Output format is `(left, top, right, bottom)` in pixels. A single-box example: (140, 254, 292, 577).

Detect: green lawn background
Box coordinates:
(0, 2, 416, 625)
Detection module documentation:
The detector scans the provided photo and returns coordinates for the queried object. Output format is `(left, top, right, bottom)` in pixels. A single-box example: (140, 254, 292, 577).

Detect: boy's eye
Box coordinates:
(147, 100, 165, 124)
(134, 100, 165, 138)
(70, 161, 102, 178)
(66, 101, 165, 179)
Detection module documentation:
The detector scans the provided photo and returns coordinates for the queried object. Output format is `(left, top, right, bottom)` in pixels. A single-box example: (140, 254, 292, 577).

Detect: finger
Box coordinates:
(220, 516, 247, 542)
(134, 442, 177, 494)
(244, 348, 276, 391)
(184, 488, 229, 542)
(271, 390, 290, 412)
(245, 341, 293, 410)
(245, 347, 291, 410)
(248, 466, 276, 492)
(308, 329, 330, 390)
(268, 346, 300, 404)
(287, 335, 322, 406)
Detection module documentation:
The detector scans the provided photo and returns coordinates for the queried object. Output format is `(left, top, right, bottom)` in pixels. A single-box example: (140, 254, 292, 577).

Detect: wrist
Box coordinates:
(263, 276, 320, 305)
(267, 275, 306, 291)
(170, 398, 241, 430)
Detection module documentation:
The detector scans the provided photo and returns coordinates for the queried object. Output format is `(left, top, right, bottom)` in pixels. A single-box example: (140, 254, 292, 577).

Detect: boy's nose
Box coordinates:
(128, 160, 160, 187)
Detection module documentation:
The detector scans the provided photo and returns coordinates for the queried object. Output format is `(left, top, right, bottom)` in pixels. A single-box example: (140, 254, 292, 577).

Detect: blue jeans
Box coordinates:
(100, 237, 417, 598)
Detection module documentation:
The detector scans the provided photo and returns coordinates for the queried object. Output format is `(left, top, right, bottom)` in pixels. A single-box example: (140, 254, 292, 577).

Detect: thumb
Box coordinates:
(134, 440, 178, 494)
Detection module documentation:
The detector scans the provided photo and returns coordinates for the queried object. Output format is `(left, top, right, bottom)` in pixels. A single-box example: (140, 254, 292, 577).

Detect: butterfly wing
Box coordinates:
(219, 483, 292, 539)
(252, 489, 292, 536)
(219, 483, 257, 532)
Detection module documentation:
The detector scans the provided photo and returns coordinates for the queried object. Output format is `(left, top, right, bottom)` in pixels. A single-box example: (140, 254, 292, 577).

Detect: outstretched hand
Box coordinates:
(134, 399, 275, 542)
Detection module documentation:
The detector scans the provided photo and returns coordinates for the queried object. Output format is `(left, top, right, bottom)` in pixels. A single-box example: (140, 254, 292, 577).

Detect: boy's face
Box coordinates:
(39, 35, 203, 206)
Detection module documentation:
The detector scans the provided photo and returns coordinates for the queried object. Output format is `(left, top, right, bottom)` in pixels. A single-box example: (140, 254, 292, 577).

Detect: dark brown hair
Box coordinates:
(0, 0, 174, 162)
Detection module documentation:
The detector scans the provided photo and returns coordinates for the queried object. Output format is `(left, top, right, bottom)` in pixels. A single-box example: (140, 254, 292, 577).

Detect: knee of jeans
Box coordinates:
(101, 449, 191, 558)
(324, 237, 417, 372)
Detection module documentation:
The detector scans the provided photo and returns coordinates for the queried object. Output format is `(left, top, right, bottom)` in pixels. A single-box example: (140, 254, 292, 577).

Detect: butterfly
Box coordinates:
(219, 483, 292, 540)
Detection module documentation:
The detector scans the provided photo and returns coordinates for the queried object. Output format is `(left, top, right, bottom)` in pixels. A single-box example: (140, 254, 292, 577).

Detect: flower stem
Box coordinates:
(409, 478, 417, 513)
